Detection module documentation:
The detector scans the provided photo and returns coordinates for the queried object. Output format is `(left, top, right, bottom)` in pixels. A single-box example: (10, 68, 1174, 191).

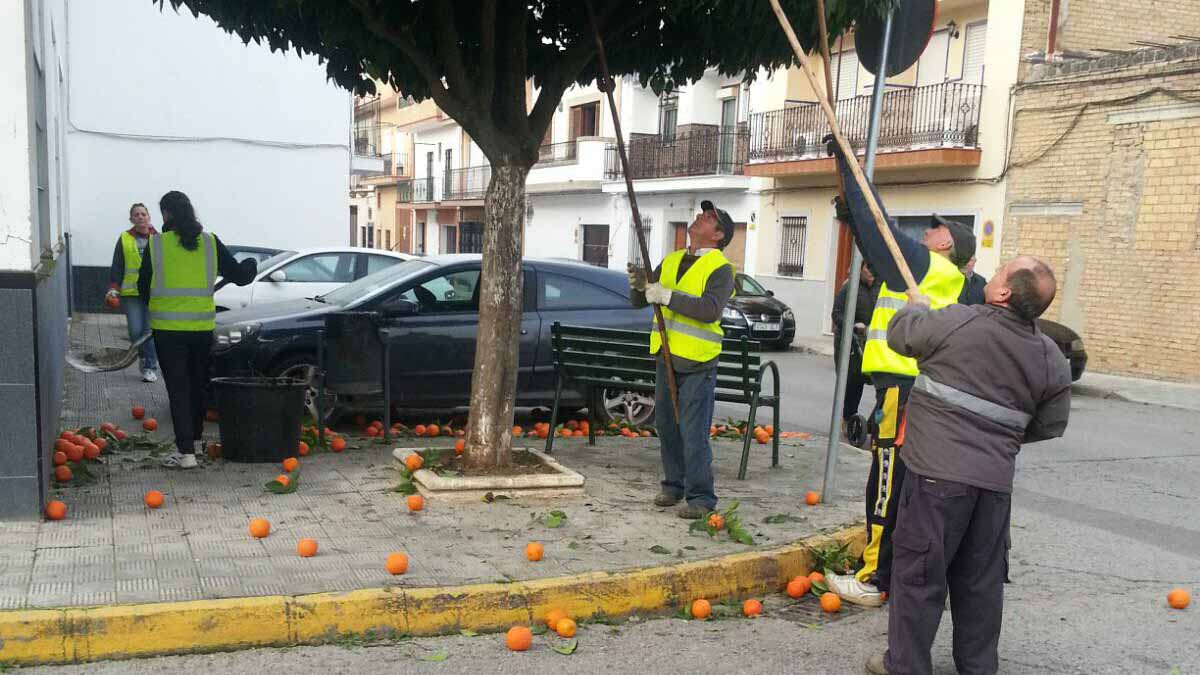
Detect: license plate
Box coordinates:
(754, 322, 781, 332)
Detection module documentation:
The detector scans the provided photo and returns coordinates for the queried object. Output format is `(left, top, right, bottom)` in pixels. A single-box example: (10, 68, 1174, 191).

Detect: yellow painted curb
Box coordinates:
(0, 524, 864, 666)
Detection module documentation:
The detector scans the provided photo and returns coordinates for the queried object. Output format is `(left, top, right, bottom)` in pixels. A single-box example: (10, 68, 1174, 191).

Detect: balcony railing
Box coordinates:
(749, 82, 983, 163)
(537, 140, 578, 164)
(353, 121, 383, 157)
(444, 165, 491, 201)
(398, 177, 439, 203)
(604, 127, 749, 180)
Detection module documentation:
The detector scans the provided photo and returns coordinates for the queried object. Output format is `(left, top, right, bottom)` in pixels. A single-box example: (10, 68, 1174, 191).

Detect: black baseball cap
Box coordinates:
(932, 214, 976, 268)
(700, 199, 735, 250)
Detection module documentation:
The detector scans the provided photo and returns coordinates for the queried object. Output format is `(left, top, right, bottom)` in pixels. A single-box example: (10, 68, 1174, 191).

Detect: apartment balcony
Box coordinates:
(528, 138, 611, 195)
(397, 177, 439, 204)
(746, 82, 983, 177)
(351, 121, 386, 175)
(443, 165, 491, 204)
(601, 127, 750, 194)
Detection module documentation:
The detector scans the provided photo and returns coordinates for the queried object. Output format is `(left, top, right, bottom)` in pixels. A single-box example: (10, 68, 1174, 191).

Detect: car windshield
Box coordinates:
(734, 274, 769, 296)
(257, 251, 296, 270)
(320, 259, 435, 306)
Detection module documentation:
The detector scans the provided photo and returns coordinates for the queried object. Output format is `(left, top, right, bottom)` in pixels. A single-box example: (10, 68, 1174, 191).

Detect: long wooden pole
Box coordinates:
(767, 0, 918, 291)
(585, 0, 680, 419)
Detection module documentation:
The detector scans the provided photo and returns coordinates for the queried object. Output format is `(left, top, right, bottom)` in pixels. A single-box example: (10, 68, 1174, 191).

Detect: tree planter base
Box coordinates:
(392, 447, 585, 500)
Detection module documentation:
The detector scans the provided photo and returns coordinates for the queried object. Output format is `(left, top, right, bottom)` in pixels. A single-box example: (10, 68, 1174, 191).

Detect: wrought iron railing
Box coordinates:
(748, 82, 983, 163)
(444, 165, 491, 201)
(397, 178, 413, 203)
(537, 140, 579, 163)
(604, 127, 748, 180)
(353, 121, 383, 157)
(397, 176, 438, 203)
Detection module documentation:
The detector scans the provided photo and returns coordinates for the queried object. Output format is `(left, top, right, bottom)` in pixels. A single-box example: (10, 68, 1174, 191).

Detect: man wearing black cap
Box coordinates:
(628, 200, 736, 519)
(824, 140, 977, 608)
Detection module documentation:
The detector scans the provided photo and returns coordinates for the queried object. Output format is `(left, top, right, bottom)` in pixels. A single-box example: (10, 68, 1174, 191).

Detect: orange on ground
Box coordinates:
(743, 599, 763, 617)
(808, 570, 825, 585)
(406, 494, 425, 512)
(787, 576, 812, 598)
(297, 538, 318, 558)
(1167, 588, 1190, 609)
(555, 617, 577, 638)
(142, 418, 158, 432)
(413, 425, 427, 437)
(544, 608, 567, 631)
(282, 457, 299, 472)
(820, 592, 842, 613)
(690, 598, 712, 620)
(525, 541, 544, 562)
(566, 420, 578, 431)
(765, 425, 775, 436)
(512, 425, 523, 436)
(59, 430, 73, 440)
(426, 424, 440, 437)
(385, 552, 409, 575)
(298, 441, 309, 456)
(454, 439, 465, 455)
(710, 425, 718, 436)
(54, 465, 72, 482)
(755, 431, 770, 445)
(505, 626, 532, 652)
(366, 426, 380, 438)
(330, 436, 347, 453)
(640, 430, 651, 437)
(115, 429, 127, 440)
(45, 501, 67, 520)
(207, 443, 222, 460)
(83, 442, 101, 460)
(131, 406, 146, 420)
(805, 491, 821, 506)
(52, 451, 67, 466)
(66, 445, 84, 463)
(708, 513, 725, 530)
(144, 490, 164, 508)
(54, 438, 73, 454)
(248, 518, 271, 538)
(275, 474, 291, 487)
(405, 453, 424, 472)
(94, 438, 107, 451)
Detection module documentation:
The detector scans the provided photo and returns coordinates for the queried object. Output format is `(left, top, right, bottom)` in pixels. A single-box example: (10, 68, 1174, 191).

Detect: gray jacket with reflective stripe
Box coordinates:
(887, 303, 1072, 493)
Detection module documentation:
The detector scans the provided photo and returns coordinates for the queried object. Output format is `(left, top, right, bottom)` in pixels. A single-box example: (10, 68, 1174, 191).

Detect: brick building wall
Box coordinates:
(1021, 0, 1200, 57)
(1004, 45, 1200, 380)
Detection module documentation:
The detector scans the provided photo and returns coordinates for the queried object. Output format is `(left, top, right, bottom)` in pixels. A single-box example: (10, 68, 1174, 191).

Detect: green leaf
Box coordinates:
(393, 480, 418, 495)
(688, 519, 709, 534)
(648, 544, 672, 555)
(567, 541, 580, 550)
(730, 529, 755, 546)
(552, 638, 578, 655)
(763, 513, 804, 524)
(459, 629, 479, 637)
(541, 510, 567, 528)
(264, 473, 300, 494)
(531, 624, 548, 636)
(683, 545, 696, 551)
(420, 649, 449, 662)
(811, 580, 829, 595)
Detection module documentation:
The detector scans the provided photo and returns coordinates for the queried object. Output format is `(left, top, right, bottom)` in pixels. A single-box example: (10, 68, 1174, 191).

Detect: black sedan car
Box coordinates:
(721, 273, 796, 350)
(211, 256, 657, 423)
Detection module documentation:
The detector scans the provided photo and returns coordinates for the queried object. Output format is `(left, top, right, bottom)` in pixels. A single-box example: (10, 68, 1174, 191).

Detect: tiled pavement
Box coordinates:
(0, 313, 868, 610)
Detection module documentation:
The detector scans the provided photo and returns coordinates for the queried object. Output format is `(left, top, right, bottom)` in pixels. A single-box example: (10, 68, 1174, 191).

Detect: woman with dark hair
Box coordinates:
(106, 203, 160, 382)
(137, 191, 257, 469)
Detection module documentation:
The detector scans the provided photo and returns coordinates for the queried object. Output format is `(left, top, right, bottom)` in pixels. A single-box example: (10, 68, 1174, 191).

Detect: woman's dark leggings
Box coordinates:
(152, 330, 212, 454)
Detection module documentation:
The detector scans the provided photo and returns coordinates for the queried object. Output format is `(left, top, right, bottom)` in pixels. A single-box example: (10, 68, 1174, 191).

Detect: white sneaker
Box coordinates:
(161, 452, 198, 469)
(826, 572, 883, 607)
(142, 369, 159, 383)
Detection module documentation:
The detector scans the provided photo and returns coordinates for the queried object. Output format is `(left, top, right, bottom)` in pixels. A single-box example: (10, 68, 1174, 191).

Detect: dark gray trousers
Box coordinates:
(885, 472, 1011, 675)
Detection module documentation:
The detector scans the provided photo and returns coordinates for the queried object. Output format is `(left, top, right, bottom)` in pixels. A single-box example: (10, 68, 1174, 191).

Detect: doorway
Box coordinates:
(581, 224, 610, 267)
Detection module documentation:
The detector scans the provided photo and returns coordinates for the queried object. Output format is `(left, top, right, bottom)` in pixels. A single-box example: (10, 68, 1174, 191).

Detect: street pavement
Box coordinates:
(23, 350, 1200, 674)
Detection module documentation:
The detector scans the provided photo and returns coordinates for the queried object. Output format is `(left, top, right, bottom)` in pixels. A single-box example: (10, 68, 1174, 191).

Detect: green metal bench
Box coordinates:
(546, 322, 780, 479)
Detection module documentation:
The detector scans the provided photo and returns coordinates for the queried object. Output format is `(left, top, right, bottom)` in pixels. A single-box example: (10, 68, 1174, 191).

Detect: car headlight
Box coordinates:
(1069, 338, 1084, 353)
(722, 307, 744, 321)
(215, 322, 261, 347)
(783, 309, 794, 320)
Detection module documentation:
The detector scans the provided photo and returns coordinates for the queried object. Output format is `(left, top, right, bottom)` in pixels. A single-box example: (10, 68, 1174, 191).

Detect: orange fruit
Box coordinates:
(297, 538, 318, 558)
(66, 444, 84, 463)
(455, 429, 465, 437)
(544, 608, 567, 631)
(804, 491, 820, 506)
(743, 598, 763, 617)
(525, 541, 544, 561)
(83, 442, 101, 460)
(142, 418, 158, 432)
(144, 490, 164, 508)
(555, 617, 577, 638)
(707, 513, 725, 530)
(454, 439, 466, 455)
(808, 570, 825, 585)
(710, 425, 718, 436)
(330, 436, 347, 453)
(427, 424, 440, 437)
(248, 518, 271, 538)
(298, 441, 310, 457)
(115, 429, 127, 440)
(640, 430, 651, 437)
(207, 443, 222, 460)
(94, 438, 108, 451)
(413, 424, 427, 437)
(1167, 588, 1191, 609)
(100, 421, 116, 433)
(820, 592, 842, 613)
(786, 576, 811, 598)
(131, 406, 146, 420)
(282, 457, 299, 472)
(275, 474, 291, 487)
(385, 552, 409, 575)
(406, 494, 425, 512)
(512, 425, 523, 436)
(366, 426, 380, 438)
(764, 425, 775, 436)
(45, 501, 67, 521)
(690, 598, 712, 620)
(443, 426, 453, 437)
(405, 454, 424, 472)
(505, 625, 532, 652)
(52, 451, 67, 466)
(59, 430, 73, 440)
(54, 465, 72, 482)
(755, 431, 770, 445)
(54, 438, 73, 454)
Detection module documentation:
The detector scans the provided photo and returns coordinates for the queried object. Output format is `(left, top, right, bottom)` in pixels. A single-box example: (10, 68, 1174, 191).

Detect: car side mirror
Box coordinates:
(268, 270, 287, 282)
(381, 299, 419, 318)
(766, 289, 774, 297)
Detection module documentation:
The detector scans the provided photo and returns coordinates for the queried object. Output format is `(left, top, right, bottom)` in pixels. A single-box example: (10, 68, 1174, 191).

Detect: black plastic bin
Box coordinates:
(212, 377, 306, 463)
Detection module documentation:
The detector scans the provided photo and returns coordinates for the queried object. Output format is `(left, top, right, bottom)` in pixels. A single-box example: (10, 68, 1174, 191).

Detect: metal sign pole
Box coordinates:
(820, 8, 894, 504)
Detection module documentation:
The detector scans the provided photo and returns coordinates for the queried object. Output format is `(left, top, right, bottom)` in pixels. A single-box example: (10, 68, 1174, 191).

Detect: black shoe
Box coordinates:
(676, 503, 708, 520)
(653, 491, 682, 507)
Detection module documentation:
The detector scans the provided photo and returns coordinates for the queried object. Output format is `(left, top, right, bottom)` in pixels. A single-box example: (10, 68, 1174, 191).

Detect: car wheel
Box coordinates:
(599, 388, 656, 426)
(271, 355, 337, 424)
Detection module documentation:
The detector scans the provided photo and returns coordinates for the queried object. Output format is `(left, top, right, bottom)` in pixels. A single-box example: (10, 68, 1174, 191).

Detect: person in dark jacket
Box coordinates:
(864, 256, 1071, 675)
(831, 261, 877, 440)
(958, 255, 988, 306)
(138, 191, 257, 469)
(106, 203, 160, 382)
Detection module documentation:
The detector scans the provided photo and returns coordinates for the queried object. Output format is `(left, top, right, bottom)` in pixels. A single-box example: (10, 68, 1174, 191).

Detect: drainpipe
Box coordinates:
(1047, 0, 1061, 57)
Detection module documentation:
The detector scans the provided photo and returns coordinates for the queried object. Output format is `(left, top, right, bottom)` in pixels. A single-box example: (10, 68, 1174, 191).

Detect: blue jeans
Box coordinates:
(122, 296, 158, 371)
(655, 359, 718, 510)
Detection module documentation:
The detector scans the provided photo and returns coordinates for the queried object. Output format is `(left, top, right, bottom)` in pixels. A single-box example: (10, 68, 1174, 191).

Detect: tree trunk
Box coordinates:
(462, 161, 529, 469)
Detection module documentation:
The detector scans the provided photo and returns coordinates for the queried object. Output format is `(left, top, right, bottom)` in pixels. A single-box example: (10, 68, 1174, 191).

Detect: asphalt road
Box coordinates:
(24, 351, 1200, 674)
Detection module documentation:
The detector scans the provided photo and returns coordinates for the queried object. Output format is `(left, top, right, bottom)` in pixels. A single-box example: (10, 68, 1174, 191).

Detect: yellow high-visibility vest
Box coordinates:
(649, 249, 731, 364)
(119, 231, 145, 297)
(148, 231, 217, 332)
(862, 251, 964, 377)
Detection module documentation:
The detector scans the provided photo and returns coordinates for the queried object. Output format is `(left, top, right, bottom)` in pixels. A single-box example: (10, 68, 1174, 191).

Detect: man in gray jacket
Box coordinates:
(866, 256, 1072, 675)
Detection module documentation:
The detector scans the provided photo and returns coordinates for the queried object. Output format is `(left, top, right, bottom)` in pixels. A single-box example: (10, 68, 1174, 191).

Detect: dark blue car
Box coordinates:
(211, 255, 657, 424)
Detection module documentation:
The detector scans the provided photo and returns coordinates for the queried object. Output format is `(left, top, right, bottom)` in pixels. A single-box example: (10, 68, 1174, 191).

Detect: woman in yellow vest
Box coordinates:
(628, 200, 736, 520)
(105, 203, 159, 382)
(137, 191, 257, 469)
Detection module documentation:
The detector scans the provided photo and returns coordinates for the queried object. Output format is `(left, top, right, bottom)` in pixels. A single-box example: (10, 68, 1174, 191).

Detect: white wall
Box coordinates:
(0, 0, 34, 271)
(524, 194, 608, 261)
(65, 0, 349, 266)
(678, 72, 724, 127)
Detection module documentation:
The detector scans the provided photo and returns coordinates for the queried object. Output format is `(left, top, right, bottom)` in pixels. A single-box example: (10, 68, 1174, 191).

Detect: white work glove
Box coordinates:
(627, 264, 647, 291)
(105, 289, 119, 301)
(644, 283, 672, 306)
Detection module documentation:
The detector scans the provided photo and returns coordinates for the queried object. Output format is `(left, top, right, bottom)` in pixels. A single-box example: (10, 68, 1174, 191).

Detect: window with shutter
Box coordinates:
(833, 50, 859, 100)
(963, 22, 987, 84)
(917, 30, 950, 86)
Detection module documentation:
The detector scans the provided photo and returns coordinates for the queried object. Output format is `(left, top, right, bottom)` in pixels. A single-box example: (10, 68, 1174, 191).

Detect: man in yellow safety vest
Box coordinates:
(629, 200, 736, 520)
(824, 142, 978, 608)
